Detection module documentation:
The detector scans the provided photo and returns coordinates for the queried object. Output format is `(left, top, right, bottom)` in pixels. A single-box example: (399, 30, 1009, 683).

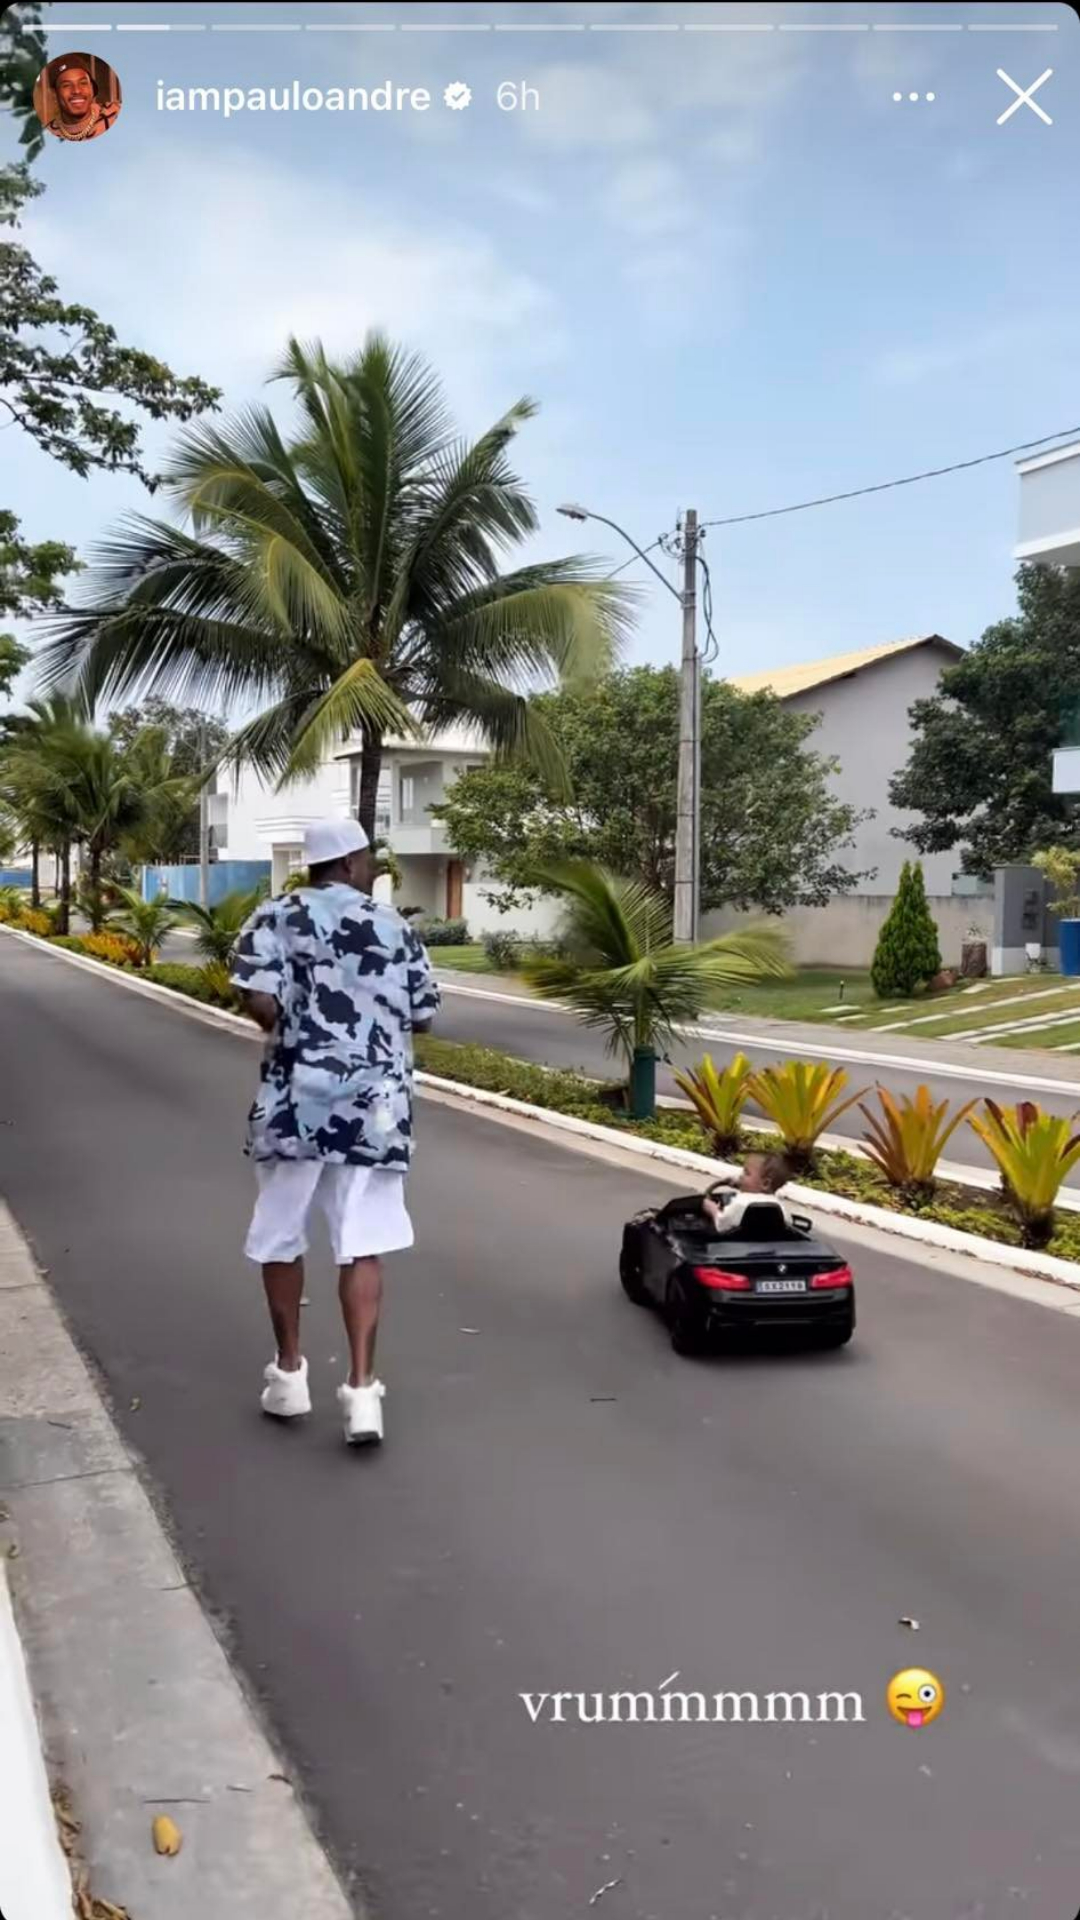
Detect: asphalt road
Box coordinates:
(422, 976, 1080, 1189)
(4, 934, 1080, 1920)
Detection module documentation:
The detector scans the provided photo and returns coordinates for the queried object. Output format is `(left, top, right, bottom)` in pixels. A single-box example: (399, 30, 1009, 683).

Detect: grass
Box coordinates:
(428, 945, 503, 974)
(428, 950, 1080, 1052)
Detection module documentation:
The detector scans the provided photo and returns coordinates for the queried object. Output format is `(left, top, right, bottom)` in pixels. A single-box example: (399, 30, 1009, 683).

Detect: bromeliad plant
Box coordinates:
(521, 862, 789, 1120)
(674, 1051, 754, 1157)
(859, 1084, 976, 1202)
(747, 1060, 866, 1174)
(968, 1100, 1080, 1248)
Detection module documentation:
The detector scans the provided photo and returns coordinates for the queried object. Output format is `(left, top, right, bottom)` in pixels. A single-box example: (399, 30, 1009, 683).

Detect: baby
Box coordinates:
(702, 1151, 791, 1231)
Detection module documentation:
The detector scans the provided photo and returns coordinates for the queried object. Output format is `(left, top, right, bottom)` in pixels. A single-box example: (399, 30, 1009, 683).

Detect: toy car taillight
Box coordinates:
(810, 1265, 853, 1289)
(691, 1266, 752, 1292)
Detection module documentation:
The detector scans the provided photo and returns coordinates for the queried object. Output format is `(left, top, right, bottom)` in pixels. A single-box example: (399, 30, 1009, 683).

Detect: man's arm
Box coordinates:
(230, 901, 286, 1029)
(404, 923, 440, 1034)
(242, 990, 280, 1034)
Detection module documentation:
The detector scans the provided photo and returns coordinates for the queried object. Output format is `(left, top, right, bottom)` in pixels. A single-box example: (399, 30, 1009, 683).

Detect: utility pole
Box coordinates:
(673, 508, 699, 944)
(198, 718, 210, 907)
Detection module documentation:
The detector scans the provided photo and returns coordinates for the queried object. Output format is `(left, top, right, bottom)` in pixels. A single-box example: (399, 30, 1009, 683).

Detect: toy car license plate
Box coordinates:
(756, 1278, 807, 1294)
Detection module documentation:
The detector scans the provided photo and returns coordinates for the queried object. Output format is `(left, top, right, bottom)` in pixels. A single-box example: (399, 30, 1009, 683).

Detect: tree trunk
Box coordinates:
(30, 840, 40, 910)
(88, 843, 104, 930)
(357, 731, 383, 843)
(58, 841, 71, 936)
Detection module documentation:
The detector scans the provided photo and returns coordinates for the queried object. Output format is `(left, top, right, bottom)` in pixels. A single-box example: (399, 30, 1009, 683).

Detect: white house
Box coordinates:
(714, 633, 982, 966)
(1015, 440, 1080, 571)
(212, 725, 557, 936)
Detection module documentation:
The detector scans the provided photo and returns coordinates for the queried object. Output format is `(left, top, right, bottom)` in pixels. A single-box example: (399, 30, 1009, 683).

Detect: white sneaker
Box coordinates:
(261, 1357, 311, 1419)
(337, 1379, 385, 1446)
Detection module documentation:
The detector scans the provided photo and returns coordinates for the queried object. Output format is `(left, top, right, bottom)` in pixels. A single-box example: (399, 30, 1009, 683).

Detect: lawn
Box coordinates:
(428, 949, 1080, 1052)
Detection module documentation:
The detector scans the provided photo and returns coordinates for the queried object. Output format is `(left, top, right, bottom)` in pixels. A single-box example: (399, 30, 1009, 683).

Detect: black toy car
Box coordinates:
(620, 1183, 856, 1357)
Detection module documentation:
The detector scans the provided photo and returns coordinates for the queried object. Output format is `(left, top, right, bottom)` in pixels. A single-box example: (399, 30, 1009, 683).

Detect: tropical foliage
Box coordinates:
(40, 335, 634, 838)
(173, 886, 267, 968)
(747, 1061, 865, 1173)
(674, 1051, 754, 1156)
(891, 566, 1080, 874)
(968, 1100, 1080, 1248)
(434, 666, 869, 915)
(859, 1085, 976, 1200)
(1033, 846, 1080, 922)
(521, 861, 789, 1118)
(107, 886, 177, 969)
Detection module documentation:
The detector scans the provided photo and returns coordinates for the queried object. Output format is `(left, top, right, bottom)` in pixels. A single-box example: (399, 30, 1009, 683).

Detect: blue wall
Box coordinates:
(142, 861, 271, 905)
(0, 869, 33, 888)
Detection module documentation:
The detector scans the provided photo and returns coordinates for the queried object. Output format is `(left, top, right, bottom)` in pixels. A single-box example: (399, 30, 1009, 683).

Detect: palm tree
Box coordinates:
(38, 336, 635, 836)
(0, 700, 186, 932)
(173, 884, 267, 967)
(108, 885, 177, 968)
(521, 862, 790, 1120)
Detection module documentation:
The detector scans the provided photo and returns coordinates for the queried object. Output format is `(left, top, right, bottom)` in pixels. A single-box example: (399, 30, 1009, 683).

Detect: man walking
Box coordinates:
(230, 820, 439, 1446)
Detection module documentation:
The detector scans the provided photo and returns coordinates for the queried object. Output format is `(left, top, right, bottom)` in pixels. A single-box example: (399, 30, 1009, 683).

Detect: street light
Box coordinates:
(557, 502, 701, 941)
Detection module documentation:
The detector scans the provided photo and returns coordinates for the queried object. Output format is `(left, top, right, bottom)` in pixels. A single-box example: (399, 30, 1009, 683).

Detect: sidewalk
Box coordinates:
(0, 1203, 356, 1920)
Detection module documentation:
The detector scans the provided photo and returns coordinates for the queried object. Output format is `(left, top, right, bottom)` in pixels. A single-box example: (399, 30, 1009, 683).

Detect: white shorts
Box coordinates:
(244, 1160, 414, 1266)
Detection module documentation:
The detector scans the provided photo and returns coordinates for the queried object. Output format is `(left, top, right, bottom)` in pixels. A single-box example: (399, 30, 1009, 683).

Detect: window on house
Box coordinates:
(401, 774, 415, 815)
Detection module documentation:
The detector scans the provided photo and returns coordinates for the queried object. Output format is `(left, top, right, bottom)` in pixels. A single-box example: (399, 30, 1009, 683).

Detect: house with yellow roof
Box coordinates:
(718, 632, 975, 966)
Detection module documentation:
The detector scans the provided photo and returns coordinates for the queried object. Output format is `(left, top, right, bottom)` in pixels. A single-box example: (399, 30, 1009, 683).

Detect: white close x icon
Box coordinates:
(996, 68, 1054, 126)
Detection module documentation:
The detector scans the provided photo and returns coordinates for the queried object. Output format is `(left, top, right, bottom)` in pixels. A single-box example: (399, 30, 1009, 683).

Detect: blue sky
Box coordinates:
(6, 0, 1078, 704)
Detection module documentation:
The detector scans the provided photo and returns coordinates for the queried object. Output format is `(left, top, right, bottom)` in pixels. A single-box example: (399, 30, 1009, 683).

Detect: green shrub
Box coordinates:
(418, 916, 469, 947)
(871, 861, 942, 998)
(48, 934, 89, 953)
(481, 928, 522, 971)
(142, 962, 237, 1007)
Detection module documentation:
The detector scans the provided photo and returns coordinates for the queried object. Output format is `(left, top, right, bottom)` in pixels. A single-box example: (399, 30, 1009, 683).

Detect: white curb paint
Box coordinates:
(433, 975, 1080, 1098)
(7, 929, 1079, 1299)
(0, 1569, 73, 1920)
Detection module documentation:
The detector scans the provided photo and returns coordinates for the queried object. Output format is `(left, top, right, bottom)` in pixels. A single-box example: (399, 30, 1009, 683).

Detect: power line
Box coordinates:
(700, 427, 1080, 531)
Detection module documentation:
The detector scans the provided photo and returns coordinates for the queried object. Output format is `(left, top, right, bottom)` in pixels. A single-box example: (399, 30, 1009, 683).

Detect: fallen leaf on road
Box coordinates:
(268, 1772, 291, 1785)
(130, 1397, 141, 1413)
(7, 1543, 19, 1559)
(590, 1396, 617, 1403)
(898, 1616, 920, 1630)
(459, 1327, 480, 1334)
(152, 1814, 182, 1856)
(227, 1784, 252, 1793)
(589, 1879, 622, 1906)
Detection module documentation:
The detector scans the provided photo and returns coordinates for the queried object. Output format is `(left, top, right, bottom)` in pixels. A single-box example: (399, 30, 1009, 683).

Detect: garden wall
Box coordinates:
(703, 894, 986, 970)
(141, 861, 271, 905)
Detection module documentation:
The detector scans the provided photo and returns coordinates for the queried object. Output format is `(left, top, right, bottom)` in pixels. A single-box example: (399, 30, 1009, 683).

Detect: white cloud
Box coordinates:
(601, 157, 690, 238)
(24, 144, 562, 424)
(519, 62, 657, 151)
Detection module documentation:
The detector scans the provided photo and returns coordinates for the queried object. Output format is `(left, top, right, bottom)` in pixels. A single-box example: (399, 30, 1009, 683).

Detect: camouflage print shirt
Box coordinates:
(230, 885, 440, 1168)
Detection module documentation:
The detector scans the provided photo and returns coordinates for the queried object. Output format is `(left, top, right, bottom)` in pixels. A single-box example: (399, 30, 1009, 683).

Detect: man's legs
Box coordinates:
(245, 1160, 321, 1417)
(264, 1259, 305, 1372)
(325, 1166, 413, 1445)
(339, 1257, 383, 1388)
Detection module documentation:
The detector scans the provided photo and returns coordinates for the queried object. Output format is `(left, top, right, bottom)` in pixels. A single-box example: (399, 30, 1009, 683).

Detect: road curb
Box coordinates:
(432, 974, 1080, 1097)
(0, 1565, 72, 1920)
(6, 926, 1078, 1298)
(0, 1198, 357, 1920)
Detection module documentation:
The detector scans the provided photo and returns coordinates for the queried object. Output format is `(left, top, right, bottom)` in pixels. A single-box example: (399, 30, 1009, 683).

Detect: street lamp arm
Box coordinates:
(558, 504, 683, 604)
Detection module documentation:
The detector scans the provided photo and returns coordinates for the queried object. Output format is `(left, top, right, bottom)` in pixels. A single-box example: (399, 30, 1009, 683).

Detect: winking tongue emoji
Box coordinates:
(887, 1669, 945, 1729)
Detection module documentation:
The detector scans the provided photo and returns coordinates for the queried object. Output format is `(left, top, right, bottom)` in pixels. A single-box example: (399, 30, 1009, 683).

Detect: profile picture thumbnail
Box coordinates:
(33, 52, 122, 144)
